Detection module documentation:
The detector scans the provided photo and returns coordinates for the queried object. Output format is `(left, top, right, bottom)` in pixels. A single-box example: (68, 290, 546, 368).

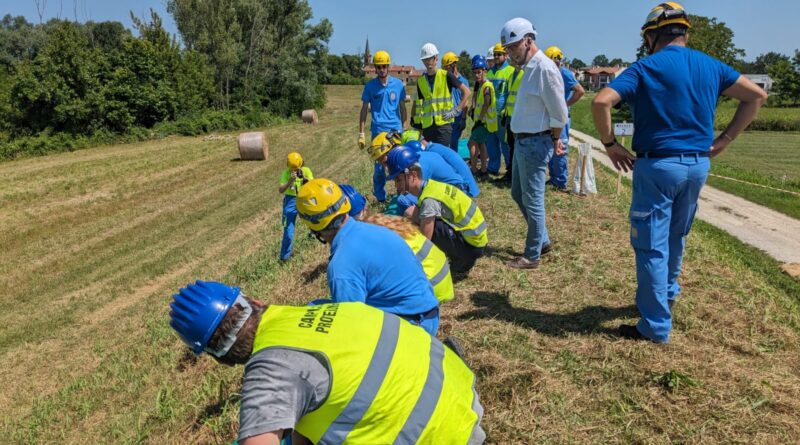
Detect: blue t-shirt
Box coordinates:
(328, 220, 437, 315)
(451, 74, 469, 118)
(608, 46, 740, 154)
(361, 76, 407, 137)
(559, 66, 578, 104)
(418, 150, 465, 188)
(426, 142, 479, 197)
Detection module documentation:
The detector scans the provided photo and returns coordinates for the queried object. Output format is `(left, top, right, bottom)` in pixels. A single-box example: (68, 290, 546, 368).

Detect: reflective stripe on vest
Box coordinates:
(419, 179, 488, 248)
(505, 69, 523, 117)
(417, 70, 454, 128)
(408, 233, 454, 303)
(475, 80, 497, 133)
(251, 303, 478, 444)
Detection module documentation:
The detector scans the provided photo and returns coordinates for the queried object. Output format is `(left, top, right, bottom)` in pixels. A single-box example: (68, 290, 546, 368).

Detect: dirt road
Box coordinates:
(571, 129, 800, 265)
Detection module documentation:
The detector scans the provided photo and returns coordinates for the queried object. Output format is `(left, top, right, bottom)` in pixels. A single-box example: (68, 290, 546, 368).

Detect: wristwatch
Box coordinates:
(602, 138, 617, 148)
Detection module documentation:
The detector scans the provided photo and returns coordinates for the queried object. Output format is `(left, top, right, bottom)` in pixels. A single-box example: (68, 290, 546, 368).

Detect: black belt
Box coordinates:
(400, 306, 440, 324)
(517, 130, 552, 139)
(636, 151, 710, 159)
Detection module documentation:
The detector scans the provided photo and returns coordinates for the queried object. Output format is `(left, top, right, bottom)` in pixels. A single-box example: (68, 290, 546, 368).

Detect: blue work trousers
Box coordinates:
(511, 135, 552, 260)
(630, 155, 709, 343)
(449, 117, 467, 150)
(486, 120, 511, 174)
(373, 162, 387, 202)
(280, 195, 298, 260)
(548, 119, 570, 188)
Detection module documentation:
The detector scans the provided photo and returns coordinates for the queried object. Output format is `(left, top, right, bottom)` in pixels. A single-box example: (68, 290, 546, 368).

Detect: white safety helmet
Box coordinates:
(420, 42, 439, 60)
(500, 17, 537, 48)
(487, 47, 495, 61)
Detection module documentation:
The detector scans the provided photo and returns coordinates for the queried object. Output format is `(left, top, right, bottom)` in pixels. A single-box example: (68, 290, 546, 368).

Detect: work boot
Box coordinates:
(506, 256, 540, 270)
(618, 324, 647, 341)
(540, 243, 553, 256)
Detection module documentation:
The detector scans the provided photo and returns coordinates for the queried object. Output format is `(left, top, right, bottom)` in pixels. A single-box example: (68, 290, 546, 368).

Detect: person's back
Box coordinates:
(418, 150, 466, 187)
(426, 141, 480, 197)
(328, 219, 438, 316)
(612, 46, 740, 154)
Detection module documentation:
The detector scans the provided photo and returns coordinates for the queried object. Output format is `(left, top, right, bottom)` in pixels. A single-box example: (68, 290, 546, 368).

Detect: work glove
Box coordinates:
(442, 110, 457, 121)
(358, 132, 366, 149)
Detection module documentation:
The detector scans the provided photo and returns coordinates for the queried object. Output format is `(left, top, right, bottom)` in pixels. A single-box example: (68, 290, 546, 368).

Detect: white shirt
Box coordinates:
(510, 49, 569, 134)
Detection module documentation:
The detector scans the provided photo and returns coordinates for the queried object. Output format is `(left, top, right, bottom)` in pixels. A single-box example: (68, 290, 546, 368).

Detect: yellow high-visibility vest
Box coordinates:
(406, 232, 454, 303)
(252, 302, 479, 444)
(474, 80, 497, 133)
(416, 70, 454, 128)
(419, 180, 488, 248)
(505, 69, 523, 118)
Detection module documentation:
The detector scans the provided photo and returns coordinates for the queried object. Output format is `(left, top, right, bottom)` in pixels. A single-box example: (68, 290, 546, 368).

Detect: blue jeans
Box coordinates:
(548, 120, 570, 188)
(511, 135, 552, 260)
(373, 162, 386, 202)
(630, 155, 709, 343)
(449, 117, 466, 150)
(486, 120, 511, 174)
(280, 195, 298, 260)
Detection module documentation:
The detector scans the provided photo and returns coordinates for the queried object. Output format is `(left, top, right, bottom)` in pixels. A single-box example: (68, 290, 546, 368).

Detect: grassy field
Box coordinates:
(2, 85, 800, 444)
(570, 95, 800, 219)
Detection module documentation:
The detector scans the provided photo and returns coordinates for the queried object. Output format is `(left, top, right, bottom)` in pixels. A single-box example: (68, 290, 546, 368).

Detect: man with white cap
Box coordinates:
(412, 43, 471, 146)
(500, 17, 569, 270)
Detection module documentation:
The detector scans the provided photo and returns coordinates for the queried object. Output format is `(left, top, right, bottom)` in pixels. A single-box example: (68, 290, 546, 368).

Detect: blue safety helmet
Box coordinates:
(386, 145, 420, 180)
(338, 183, 366, 217)
(169, 280, 241, 354)
(404, 140, 424, 154)
(471, 55, 488, 70)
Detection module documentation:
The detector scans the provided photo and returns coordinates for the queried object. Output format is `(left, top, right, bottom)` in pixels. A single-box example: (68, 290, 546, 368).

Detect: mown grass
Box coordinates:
(1, 85, 799, 444)
(570, 95, 800, 219)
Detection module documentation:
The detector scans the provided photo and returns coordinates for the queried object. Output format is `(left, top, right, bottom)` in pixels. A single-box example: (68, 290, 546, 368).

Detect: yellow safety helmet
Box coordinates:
(287, 152, 303, 170)
(367, 130, 402, 161)
(492, 43, 506, 55)
(373, 50, 391, 66)
(296, 178, 351, 232)
(442, 51, 459, 67)
(544, 46, 564, 61)
(641, 2, 691, 36)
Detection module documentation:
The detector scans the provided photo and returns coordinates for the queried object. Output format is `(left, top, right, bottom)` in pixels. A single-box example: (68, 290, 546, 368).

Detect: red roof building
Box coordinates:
(363, 65, 424, 84)
(580, 66, 627, 90)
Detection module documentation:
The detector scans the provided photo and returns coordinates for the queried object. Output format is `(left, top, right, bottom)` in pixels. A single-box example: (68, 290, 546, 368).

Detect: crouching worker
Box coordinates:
(169, 281, 487, 445)
(296, 178, 440, 335)
(387, 146, 487, 274)
(278, 152, 313, 261)
(341, 184, 454, 304)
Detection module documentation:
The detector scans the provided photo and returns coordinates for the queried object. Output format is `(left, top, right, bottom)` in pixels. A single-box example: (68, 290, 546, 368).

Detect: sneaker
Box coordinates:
(506, 256, 540, 269)
(540, 243, 553, 256)
(618, 324, 647, 341)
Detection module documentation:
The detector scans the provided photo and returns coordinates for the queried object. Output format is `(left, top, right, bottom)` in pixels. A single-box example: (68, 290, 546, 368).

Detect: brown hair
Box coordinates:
(361, 213, 419, 240)
(207, 297, 265, 366)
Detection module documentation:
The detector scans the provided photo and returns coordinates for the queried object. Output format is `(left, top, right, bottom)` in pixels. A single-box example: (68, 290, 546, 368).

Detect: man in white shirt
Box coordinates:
(500, 17, 569, 269)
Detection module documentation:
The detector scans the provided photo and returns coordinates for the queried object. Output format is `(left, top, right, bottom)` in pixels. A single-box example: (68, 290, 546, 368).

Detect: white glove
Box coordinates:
(443, 110, 457, 120)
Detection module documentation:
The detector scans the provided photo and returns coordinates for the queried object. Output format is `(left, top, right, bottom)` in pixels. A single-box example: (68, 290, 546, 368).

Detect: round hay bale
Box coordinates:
(237, 131, 269, 161)
(301, 109, 319, 124)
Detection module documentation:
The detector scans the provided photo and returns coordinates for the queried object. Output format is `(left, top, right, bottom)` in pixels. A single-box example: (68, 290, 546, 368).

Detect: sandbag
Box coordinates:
(237, 132, 269, 161)
(301, 109, 319, 124)
(571, 142, 597, 195)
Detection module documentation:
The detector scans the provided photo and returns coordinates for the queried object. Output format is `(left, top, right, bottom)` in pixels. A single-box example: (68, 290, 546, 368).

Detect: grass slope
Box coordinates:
(1, 86, 799, 444)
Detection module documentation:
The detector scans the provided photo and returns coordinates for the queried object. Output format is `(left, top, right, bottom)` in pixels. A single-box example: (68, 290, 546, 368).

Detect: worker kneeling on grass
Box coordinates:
(401, 129, 480, 198)
(340, 184, 454, 304)
(387, 146, 487, 274)
(295, 178, 440, 335)
(278, 152, 313, 261)
(169, 281, 486, 445)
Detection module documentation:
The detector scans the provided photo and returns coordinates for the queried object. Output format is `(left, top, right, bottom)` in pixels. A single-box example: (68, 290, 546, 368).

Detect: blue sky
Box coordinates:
(4, 0, 799, 67)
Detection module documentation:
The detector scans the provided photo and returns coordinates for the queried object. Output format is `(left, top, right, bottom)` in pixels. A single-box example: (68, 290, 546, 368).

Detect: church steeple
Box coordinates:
(363, 36, 371, 66)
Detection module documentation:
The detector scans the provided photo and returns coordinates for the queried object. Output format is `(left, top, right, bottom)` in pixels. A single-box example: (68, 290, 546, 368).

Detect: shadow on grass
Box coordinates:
(303, 262, 326, 284)
(459, 291, 638, 337)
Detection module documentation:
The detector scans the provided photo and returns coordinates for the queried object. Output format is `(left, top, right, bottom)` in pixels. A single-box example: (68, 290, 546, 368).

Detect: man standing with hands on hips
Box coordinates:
(500, 17, 568, 270)
(591, 2, 766, 343)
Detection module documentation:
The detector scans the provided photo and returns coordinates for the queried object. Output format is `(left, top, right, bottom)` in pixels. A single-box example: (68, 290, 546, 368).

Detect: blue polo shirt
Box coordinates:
(327, 219, 437, 315)
(608, 45, 740, 154)
(361, 76, 407, 137)
(426, 142, 479, 197)
(560, 66, 578, 104)
(451, 74, 469, 118)
(418, 151, 465, 187)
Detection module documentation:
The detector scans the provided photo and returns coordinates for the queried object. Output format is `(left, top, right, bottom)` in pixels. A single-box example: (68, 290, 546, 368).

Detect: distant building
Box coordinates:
(581, 66, 627, 90)
(363, 65, 423, 84)
(363, 37, 371, 66)
(743, 74, 772, 94)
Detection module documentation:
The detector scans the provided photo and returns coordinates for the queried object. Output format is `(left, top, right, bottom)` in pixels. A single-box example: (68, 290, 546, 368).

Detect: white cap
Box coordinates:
(486, 47, 495, 60)
(500, 17, 537, 47)
(420, 43, 439, 60)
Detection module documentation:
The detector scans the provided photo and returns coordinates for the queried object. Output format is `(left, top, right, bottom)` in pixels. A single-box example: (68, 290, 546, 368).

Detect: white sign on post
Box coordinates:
(614, 122, 634, 136)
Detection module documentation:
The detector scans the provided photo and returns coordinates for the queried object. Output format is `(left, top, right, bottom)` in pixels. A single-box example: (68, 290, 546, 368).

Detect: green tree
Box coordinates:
(592, 54, 609, 67)
(636, 14, 745, 65)
(609, 57, 625, 67)
(456, 50, 475, 84)
(744, 52, 790, 74)
(768, 55, 800, 105)
(570, 58, 586, 69)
